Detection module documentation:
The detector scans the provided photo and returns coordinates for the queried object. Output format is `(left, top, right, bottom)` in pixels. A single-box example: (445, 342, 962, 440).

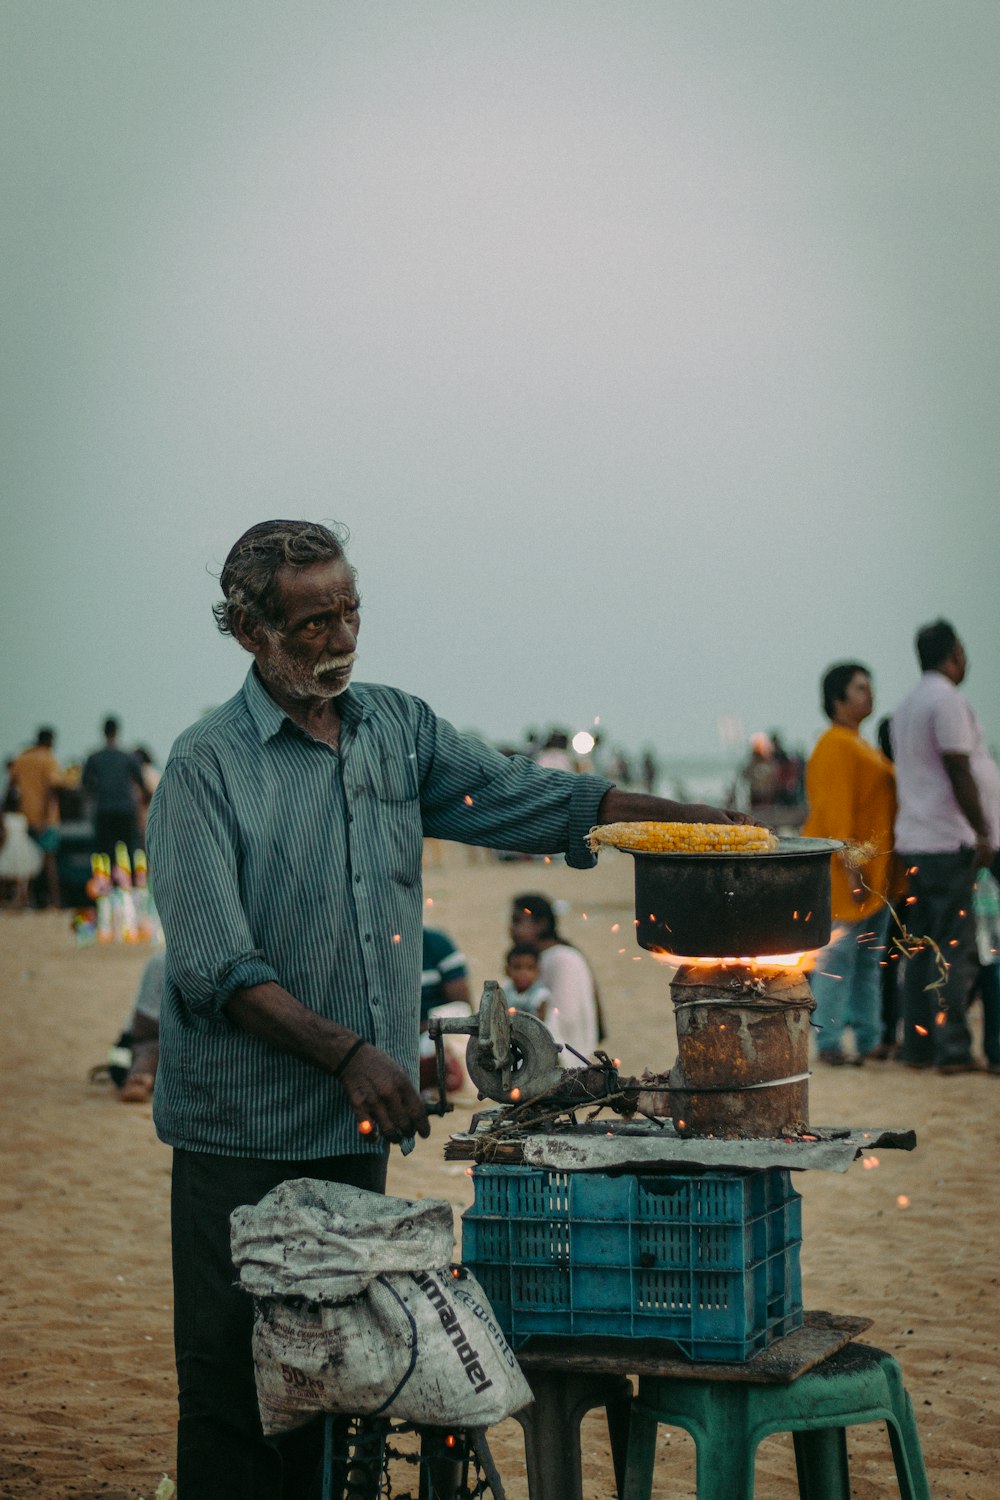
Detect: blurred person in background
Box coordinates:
(802, 663, 897, 1066)
(891, 620, 999, 1074)
(133, 746, 161, 842)
(419, 925, 472, 1094)
(9, 726, 63, 908)
(509, 892, 604, 1057)
(83, 717, 146, 862)
(502, 942, 551, 1016)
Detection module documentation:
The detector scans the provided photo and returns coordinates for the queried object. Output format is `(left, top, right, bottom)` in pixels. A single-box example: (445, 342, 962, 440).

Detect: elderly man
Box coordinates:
(802, 663, 896, 1065)
(147, 519, 744, 1499)
(891, 620, 999, 1072)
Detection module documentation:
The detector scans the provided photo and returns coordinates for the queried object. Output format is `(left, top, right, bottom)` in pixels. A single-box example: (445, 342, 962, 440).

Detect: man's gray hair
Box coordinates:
(213, 520, 351, 638)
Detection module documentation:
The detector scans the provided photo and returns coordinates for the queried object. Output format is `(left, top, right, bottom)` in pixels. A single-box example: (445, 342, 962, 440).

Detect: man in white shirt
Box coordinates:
(892, 620, 999, 1072)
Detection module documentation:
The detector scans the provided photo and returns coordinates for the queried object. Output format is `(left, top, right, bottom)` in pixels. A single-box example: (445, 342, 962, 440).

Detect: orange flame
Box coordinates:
(649, 948, 820, 975)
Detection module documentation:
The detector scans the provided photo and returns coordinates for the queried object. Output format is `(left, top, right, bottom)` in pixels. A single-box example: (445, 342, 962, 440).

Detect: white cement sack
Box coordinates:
(230, 1180, 532, 1437)
(231, 1178, 455, 1301)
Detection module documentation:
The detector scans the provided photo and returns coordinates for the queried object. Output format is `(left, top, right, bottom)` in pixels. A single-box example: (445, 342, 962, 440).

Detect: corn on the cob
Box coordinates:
(586, 821, 778, 854)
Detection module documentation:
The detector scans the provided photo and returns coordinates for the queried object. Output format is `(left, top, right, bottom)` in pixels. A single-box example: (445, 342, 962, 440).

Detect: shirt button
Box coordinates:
(355, 874, 362, 884)
(365, 933, 372, 943)
(371, 997, 380, 1007)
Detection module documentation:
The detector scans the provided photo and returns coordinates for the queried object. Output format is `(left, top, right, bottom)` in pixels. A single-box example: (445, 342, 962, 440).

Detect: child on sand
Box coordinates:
(501, 943, 552, 1016)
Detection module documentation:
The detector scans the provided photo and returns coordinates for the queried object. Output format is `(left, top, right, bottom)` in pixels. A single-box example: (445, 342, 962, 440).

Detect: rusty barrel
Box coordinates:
(668, 963, 814, 1138)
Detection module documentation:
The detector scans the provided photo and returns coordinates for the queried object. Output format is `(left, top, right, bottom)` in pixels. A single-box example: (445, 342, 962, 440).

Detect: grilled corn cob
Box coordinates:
(586, 821, 778, 854)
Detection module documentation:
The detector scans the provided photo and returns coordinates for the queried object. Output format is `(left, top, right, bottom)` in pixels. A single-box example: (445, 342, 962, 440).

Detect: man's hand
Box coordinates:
(674, 802, 755, 826)
(597, 789, 753, 827)
(975, 835, 996, 872)
(338, 1042, 430, 1145)
(226, 982, 430, 1145)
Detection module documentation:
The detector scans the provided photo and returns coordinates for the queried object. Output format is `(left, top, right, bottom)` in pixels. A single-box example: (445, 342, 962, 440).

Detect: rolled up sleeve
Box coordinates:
(147, 756, 280, 1017)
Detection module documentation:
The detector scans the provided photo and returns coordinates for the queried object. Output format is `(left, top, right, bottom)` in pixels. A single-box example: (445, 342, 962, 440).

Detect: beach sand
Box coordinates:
(2, 842, 998, 1498)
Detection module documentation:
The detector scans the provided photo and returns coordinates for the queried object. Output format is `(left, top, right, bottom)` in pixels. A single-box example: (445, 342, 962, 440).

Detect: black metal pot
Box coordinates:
(631, 835, 843, 957)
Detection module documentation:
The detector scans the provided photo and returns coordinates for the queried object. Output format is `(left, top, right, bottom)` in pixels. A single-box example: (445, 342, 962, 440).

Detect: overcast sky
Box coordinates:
(3, 2, 999, 774)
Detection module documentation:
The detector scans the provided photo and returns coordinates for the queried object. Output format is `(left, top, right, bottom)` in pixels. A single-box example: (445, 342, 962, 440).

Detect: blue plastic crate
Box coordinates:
(462, 1166, 803, 1362)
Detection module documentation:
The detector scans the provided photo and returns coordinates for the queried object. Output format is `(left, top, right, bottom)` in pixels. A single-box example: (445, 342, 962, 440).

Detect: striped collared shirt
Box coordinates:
(147, 667, 611, 1158)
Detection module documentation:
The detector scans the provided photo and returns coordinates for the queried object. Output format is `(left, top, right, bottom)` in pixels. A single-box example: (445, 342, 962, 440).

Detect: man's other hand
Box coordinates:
(339, 1043, 431, 1144)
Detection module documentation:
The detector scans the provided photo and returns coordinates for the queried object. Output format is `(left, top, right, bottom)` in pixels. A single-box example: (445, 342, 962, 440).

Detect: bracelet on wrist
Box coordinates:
(331, 1037, 367, 1081)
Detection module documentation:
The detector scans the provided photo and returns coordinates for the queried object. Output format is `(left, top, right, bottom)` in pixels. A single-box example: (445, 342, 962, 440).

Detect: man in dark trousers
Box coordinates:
(83, 717, 146, 861)
(892, 620, 999, 1072)
(148, 518, 747, 1499)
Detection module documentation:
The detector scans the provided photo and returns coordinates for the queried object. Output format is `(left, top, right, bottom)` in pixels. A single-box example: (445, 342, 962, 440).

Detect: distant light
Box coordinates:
(572, 731, 596, 756)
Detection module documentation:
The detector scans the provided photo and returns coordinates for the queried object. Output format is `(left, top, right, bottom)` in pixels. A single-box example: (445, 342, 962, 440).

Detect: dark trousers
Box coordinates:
(94, 810, 138, 863)
(171, 1149, 388, 1500)
(898, 849, 979, 1065)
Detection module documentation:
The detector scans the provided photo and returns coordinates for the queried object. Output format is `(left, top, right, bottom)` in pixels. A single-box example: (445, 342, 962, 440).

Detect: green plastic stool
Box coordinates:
(622, 1342, 931, 1500)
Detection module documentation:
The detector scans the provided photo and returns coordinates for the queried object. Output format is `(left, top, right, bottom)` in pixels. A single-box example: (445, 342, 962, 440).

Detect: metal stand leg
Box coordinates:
(515, 1370, 633, 1500)
(793, 1428, 852, 1500)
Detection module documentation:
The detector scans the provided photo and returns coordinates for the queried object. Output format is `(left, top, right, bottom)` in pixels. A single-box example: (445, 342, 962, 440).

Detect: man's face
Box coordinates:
(841, 671, 873, 723)
(952, 640, 968, 684)
(248, 558, 361, 701)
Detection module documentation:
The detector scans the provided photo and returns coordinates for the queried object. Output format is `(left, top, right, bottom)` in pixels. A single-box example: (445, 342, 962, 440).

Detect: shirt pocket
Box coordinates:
(375, 753, 423, 884)
(377, 751, 421, 803)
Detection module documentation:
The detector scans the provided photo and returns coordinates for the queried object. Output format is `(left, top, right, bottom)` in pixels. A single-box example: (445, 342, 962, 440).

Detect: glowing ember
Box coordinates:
(862, 1156, 880, 1170)
(914, 1025, 929, 1037)
(463, 794, 474, 806)
(509, 1087, 522, 1101)
(358, 1119, 374, 1136)
(897, 1195, 910, 1209)
(935, 1011, 947, 1026)
(391, 933, 401, 943)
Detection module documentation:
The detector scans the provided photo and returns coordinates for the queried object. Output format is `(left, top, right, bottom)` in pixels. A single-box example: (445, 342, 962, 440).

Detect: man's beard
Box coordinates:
(259, 641, 356, 700)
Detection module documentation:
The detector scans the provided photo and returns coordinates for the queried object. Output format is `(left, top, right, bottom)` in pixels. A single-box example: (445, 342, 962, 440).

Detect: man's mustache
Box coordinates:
(314, 654, 357, 679)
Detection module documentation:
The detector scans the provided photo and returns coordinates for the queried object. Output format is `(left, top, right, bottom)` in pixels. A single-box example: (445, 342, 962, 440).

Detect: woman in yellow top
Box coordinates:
(802, 663, 897, 1065)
